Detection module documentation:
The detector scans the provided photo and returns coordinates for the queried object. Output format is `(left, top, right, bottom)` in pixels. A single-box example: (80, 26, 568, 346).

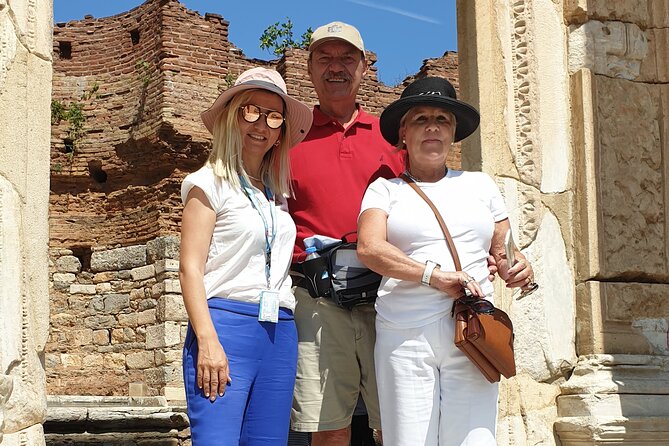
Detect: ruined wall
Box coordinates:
(50, 0, 460, 252)
(47, 0, 460, 402)
(47, 238, 184, 399)
(458, 0, 669, 444)
(0, 0, 52, 445)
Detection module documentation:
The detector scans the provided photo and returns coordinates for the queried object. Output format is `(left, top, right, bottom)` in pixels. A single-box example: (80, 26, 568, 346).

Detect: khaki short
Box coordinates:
(290, 286, 380, 432)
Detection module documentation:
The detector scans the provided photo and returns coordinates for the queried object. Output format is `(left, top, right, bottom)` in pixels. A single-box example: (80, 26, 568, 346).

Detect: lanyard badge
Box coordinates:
(240, 175, 279, 323)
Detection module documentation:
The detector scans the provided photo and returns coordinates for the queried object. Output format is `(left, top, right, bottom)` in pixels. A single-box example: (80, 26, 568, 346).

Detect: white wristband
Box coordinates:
(421, 260, 440, 286)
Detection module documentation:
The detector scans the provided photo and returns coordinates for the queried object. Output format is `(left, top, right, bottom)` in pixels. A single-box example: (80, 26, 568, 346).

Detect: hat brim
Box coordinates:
(201, 80, 313, 149)
(379, 96, 480, 145)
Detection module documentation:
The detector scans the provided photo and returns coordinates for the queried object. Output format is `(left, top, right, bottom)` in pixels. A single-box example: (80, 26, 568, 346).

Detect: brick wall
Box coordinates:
(48, 0, 460, 398)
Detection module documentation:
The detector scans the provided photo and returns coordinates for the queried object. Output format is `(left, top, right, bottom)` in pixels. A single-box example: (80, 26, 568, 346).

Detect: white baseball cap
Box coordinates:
(309, 21, 365, 53)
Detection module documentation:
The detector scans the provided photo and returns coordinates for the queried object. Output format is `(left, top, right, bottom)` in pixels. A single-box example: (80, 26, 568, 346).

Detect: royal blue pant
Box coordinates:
(183, 298, 298, 445)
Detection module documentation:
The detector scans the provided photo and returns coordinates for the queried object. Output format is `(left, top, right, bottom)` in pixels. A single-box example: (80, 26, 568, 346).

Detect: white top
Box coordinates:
(181, 166, 297, 310)
(359, 170, 508, 328)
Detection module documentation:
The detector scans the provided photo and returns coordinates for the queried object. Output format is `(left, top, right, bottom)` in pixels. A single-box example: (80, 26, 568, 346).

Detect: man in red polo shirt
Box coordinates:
(287, 21, 404, 446)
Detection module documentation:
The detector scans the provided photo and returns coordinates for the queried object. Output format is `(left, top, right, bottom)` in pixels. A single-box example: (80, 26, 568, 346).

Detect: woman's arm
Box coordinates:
(179, 186, 231, 401)
(357, 208, 483, 298)
(490, 218, 535, 290)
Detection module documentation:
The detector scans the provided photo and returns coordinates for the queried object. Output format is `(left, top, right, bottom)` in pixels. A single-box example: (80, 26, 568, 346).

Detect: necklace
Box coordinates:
(404, 167, 447, 183)
(247, 173, 262, 182)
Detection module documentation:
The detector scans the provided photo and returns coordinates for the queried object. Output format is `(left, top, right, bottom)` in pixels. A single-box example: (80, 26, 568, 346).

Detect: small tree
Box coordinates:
(259, 18, 312, 56)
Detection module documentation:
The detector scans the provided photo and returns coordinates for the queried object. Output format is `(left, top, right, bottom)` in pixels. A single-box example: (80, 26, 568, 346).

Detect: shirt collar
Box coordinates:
(312, 104, 374, 128)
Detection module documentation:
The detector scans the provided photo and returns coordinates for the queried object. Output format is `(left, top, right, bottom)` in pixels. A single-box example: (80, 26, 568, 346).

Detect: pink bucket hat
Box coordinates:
(201, 67, 313, 148)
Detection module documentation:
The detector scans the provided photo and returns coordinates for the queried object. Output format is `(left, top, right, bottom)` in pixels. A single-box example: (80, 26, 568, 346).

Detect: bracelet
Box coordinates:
(421, 260, 440, 286)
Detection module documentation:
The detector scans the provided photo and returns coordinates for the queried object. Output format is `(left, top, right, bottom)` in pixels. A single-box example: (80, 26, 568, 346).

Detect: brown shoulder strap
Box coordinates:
(400, 173, 462, 272)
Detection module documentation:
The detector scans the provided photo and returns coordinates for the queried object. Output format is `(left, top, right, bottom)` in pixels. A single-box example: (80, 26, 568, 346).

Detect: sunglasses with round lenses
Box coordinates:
(239, 104, 284, 129)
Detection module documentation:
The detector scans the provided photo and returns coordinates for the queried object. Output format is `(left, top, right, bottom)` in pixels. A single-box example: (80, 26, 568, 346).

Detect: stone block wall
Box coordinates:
(47, 237, 188, 400)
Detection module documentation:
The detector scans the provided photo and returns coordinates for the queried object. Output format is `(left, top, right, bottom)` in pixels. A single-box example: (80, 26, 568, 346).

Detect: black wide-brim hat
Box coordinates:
(380, 77, 480, 145)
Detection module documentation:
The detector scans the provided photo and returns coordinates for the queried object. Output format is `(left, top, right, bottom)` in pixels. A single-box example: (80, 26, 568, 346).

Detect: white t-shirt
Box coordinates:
(359, 170, 508, 328)
(181, 166, 297, 310)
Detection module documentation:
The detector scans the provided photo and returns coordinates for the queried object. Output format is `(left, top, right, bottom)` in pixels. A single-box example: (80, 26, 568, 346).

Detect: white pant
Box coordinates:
(375, 314, 498, 446)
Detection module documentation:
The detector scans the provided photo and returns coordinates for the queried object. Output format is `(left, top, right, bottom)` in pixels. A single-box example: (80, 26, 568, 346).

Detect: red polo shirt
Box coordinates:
(288, 105, 405, 263)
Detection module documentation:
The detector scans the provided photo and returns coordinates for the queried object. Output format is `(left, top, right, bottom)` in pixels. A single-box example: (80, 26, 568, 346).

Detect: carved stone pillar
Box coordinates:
(0, 0, 52, 444)
(557, 0, 669, 442)
(457, 1, 576, 444)
(458, 0, 669, 444)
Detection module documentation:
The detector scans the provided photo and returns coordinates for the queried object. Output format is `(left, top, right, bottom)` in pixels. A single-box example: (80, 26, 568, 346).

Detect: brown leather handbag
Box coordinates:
(401, 173, 516, 383)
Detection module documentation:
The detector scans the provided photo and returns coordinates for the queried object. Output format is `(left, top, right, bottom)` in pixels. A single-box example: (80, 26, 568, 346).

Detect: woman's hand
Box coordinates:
(503, 258, 536, 292)
(197, 337, 231, 402)
(431, 269, 485, 299)
(490, 219, 537, 293)
(180, 187, 230, 402)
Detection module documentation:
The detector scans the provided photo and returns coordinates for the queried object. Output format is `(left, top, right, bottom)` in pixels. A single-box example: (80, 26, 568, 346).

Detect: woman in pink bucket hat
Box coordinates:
(179, 67, 312, 445)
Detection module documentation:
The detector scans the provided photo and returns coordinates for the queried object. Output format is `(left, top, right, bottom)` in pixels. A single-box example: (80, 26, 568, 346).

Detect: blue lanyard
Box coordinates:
(239, 175, 276, 288)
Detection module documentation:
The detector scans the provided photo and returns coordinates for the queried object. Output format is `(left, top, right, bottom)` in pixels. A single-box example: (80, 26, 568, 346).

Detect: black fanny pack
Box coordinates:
(298, 234, 381, 310)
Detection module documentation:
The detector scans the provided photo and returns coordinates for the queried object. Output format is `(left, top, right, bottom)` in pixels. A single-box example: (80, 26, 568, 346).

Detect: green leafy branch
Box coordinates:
(135, 59, 152, 87)
(51, 83, 100, 160)
(259, 18, 312, 56)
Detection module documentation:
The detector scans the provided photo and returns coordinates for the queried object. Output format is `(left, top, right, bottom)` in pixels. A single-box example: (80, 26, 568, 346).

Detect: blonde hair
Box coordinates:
(206, 89, 293, 197)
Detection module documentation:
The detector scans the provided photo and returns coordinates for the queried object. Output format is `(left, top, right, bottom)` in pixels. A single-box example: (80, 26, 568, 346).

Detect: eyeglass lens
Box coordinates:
(240, 104, 284, 129)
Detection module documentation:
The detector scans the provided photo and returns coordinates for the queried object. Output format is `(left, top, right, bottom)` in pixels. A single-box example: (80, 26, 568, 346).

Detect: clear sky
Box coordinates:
(53, 0, 457, 86)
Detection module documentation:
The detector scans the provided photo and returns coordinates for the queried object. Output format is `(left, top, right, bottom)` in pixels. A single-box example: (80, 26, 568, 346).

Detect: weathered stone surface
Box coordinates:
(155, 259, 180, 274)
(104, 353, 126, 370)
(1, 423, 46, 446)
(158, 294, 188, 322)
(96, 282, 112, 293)
(146, 323, 181, 349)
(137, 309, 157, 326)
(147, 236, 181, 263)
(55, 255, 82, 273)
(131, 264, 156, 281)
(0, 180, 22, 374)
(52, 272, 75, 283)
(648, 0, 669, 27)
(584, 282, 669, 356)
(128, 382, 150, 397)
(163, 385, 186, 403)
(508, 211, 576, 381)
(126, 352, 155, 370)
(152, 279, 181, 297)
(82, 354, 104, 368)
(533, 0, 571, 194)
(90, 245, 147, 272)
(653, 28, 669, 83)
(84, 315, 117, 330)
(92, 330, 110, 346)
(564, 0, 652, 26)
(568, 20, 649, 79)
(103, 293, 130, 314)
(498, 375, 560, 445)
(556, 355, 669, 443)
(596, 76, 664, 279)
(69, 284, 97, 295)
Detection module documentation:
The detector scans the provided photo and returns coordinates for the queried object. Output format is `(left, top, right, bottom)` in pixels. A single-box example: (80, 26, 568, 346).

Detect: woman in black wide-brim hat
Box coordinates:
(357, 77, 537, 445)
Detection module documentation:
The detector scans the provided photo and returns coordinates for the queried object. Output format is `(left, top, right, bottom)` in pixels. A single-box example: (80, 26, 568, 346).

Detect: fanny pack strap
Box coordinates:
(400, 173, 462, 272)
